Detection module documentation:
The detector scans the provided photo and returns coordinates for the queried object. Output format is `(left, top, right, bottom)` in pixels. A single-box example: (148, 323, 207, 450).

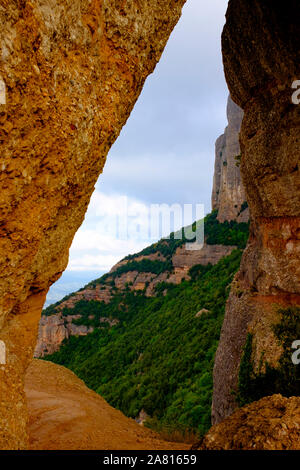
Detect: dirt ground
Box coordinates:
(25, 359, 189, 451)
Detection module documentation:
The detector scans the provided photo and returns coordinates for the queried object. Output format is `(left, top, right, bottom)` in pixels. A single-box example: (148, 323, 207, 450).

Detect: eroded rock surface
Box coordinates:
(199, 395, 300, 450)
(35, 241, 237, 356)
(212, 95, 248, 223)
(212, 0, 300, 424)
(34, 313, 99, 357)
(0, 0, 186, 449)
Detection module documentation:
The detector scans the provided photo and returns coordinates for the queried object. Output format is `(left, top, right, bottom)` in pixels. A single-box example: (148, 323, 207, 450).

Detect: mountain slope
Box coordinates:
(196, 394, 300, 450)
(41, 212, 249, 437)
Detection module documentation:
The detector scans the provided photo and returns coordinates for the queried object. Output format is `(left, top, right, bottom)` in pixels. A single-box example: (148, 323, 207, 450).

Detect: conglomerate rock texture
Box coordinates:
(198, 395, 300, 450)
(211, 95, 248, 223)
(1, 0, 300, 451)
(212, 0, 300, 424)
(0, 0, 186, 449)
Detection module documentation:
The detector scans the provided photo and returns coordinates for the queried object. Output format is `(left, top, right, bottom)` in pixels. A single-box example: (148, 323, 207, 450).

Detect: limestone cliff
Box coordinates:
(34, 313, 98, 358)
(212, 0, 300, 424)
(111, 242, 236, 293)
(212, 95, 248, 223)
(0, 0, 186, 449)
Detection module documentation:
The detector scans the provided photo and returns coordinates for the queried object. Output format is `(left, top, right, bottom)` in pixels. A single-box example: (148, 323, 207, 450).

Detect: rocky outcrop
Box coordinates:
(0, 0, 186, 449)
(110, 252, 165, 273)
(2, 0, 299, 451)
(34, 313, 96, 357)
(172, 243, 235, 270)
(113, 243, 236, 293)
(212, 96, 248, 223)
(195, 309, 210, 318)
(146, 243, 236, 292)
(34, 314, 69, 358)
(33, 283, 113, 356)
(212, 0, 300, 424)
(35, 308, 120, 357)
(56, 284, 112, 310)
(197, 395, 300, 450)
(135, 409, 150, 426)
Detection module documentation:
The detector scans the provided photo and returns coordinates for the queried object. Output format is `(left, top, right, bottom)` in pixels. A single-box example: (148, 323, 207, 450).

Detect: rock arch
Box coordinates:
(0, 0, 299, 449)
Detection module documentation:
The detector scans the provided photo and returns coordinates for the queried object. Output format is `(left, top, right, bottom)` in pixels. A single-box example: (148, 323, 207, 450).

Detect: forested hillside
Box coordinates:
(44, 212, 249, 437)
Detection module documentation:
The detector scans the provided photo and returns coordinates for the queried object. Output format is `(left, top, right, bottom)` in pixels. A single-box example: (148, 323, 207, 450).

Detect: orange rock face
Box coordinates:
(0, 0, 186, 449)
(212, 0, 300, 424)
(1, 0, 299, 451)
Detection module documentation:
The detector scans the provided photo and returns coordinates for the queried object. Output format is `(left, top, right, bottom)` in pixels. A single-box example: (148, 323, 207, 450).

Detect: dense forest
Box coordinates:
(44, 212, 249, 437)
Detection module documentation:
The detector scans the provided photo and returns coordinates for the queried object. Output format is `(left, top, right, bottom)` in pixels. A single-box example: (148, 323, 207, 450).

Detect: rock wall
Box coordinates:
(112, 243, 236, 293)
(34, 312, 119, 357)
(211, 95, 248, 222)
(0, 0, 186, 449)
(34, 314, 93, 357)
(212, 0, 300, 424)
(2, 0, 299, 450)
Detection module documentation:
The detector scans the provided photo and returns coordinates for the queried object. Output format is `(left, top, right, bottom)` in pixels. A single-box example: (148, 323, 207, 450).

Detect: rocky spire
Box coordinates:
(211, 95, 249, 222)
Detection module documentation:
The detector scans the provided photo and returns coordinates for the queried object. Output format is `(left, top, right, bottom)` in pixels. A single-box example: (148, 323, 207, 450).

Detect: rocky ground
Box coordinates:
(25, 360, 189, 451)
(196, 394, 300, 450)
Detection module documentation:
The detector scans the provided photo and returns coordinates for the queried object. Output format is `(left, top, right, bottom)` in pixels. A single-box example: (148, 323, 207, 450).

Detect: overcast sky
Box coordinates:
(46, 0, 230, 305)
